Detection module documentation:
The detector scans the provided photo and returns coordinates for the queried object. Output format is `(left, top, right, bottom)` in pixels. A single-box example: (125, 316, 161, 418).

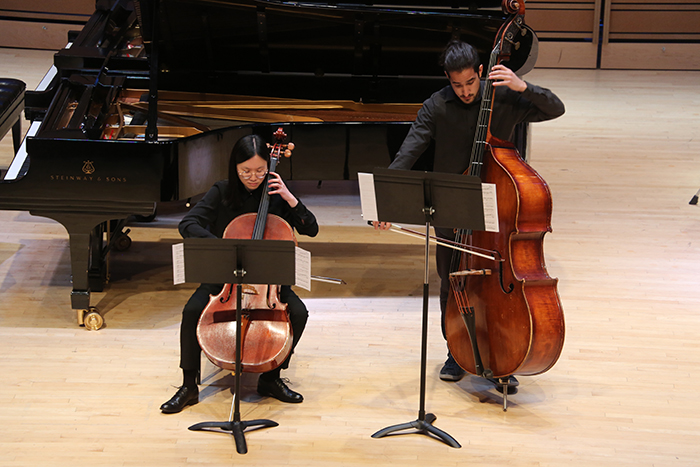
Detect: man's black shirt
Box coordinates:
(389, 81, 565, 174)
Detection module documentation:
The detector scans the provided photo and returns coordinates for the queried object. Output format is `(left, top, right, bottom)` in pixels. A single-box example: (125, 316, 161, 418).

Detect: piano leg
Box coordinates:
(65, 224, 105, 330)
(67, 228, 92, 310)
(30, 206, 153, 330)
(88, 223, 107, 293)
(70, 226, 110, 330)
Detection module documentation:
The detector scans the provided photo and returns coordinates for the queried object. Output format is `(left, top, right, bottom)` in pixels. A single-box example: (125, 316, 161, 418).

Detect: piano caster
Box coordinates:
(77, 307, 104, 331)
(113, 231, 132, 251)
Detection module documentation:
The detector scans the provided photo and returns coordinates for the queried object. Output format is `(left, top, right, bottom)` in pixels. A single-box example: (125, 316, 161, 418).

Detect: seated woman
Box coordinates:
(161, 134, 318, 413)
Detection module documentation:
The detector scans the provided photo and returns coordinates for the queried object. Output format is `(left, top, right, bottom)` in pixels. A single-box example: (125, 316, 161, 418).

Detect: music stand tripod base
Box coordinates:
(371, 413, 461, 448)
(189, 418, 279, 454)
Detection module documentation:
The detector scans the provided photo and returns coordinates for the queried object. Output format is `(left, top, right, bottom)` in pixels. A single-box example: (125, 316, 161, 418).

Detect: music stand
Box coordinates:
(174, 237, 296, 454)
(362, 168, 486, 449)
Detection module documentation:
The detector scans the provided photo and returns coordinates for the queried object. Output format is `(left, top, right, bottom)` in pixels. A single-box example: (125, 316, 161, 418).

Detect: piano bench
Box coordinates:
(0, 78, 26, 156)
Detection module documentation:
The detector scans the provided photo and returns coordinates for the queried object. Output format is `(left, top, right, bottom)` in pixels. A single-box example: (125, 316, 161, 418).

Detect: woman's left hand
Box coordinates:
(268, 172, 298, 208)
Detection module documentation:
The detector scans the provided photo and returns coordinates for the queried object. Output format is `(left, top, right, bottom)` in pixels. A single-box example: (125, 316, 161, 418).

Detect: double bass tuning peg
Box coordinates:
(503, 32, 521, 51)
(515, 16, 528, 36)
(502, 16, 528, 52)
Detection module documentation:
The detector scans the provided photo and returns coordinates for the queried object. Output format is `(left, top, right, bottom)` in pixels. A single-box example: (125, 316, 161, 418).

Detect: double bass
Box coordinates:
(196, 129, 296, 374)
(444, 0, 565, 399)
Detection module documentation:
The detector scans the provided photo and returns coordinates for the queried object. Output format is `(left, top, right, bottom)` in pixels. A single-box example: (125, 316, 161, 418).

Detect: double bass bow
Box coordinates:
(196, 128, 296, 374)
(443, 0, 565, 402)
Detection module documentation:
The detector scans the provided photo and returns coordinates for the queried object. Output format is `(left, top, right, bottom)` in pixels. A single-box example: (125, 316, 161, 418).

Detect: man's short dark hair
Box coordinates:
(439, 40, 481, 74)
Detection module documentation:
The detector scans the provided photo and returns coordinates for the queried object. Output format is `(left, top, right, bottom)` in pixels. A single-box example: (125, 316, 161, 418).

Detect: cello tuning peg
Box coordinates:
(284, 149, 292, 158)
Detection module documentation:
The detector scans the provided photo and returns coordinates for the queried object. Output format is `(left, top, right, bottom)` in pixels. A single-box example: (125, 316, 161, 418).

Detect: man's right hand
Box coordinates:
(372, 221, 392, 231)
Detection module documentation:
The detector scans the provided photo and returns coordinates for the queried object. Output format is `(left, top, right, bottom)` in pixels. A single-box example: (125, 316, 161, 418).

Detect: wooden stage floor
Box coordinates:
(1, 47, 699, 466)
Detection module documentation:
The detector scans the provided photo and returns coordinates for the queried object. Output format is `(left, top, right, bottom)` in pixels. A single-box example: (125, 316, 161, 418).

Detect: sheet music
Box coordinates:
(295, 246, 311, 291)
(481, 183, 499, 232)
(172, 243, 185, 285)
(357, 172, 378, 222)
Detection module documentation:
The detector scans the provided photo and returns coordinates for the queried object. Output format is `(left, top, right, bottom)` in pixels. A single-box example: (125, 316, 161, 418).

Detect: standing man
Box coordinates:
(376, 40, 564, 386)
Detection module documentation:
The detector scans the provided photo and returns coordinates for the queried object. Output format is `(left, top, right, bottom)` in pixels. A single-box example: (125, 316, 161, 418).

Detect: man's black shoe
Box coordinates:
(160, 385, 199, 413)
(439, 354, 466, 381)
(257, 377, 303, 403)
(489, 376, 519, 395)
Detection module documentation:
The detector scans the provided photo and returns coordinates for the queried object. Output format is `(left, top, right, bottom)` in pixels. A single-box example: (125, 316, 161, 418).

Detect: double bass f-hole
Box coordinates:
(493, 251, 515, 294)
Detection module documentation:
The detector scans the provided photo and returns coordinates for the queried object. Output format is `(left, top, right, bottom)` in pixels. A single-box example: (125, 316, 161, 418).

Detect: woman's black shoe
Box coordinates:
(160, 385, 199, 413)
(257, 377, 303, 403)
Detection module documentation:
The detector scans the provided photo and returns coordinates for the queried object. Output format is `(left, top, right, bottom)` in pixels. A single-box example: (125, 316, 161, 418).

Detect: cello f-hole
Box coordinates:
(219, 284, 233, 303)
(266, 285, 278, 309)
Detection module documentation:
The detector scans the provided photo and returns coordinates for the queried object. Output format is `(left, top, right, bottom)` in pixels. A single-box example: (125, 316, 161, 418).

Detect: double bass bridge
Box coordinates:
(449, 269, 492, 276)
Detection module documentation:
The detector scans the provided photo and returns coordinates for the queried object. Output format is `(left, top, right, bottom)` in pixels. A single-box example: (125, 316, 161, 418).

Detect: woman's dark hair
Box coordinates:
(439, 40, 480, 74)
(225, 134, 269, 208)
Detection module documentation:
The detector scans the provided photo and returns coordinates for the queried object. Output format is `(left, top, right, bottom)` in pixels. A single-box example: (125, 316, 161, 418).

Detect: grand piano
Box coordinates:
(0, 0, 536, 329)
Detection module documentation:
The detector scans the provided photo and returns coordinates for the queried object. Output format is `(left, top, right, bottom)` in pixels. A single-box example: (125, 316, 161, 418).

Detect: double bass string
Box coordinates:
(448, 43, 500, 306)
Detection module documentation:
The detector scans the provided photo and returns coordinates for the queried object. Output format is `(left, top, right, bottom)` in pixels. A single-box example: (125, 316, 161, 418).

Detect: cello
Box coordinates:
(443, 0, 565, 403)
(196, 128, 296, 374)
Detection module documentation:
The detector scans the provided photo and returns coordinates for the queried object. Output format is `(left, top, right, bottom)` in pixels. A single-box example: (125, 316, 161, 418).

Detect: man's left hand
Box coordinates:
(488, 64, 527, 92)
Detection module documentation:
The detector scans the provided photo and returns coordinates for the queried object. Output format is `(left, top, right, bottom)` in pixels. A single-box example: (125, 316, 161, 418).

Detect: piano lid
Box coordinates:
(54, 0, 147, 74)
(133, 0, 515, 103)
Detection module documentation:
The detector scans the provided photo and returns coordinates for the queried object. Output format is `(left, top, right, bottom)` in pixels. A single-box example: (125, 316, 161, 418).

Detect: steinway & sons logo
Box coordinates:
(49, 160, 128, 183)
(83, 160, 95, 174)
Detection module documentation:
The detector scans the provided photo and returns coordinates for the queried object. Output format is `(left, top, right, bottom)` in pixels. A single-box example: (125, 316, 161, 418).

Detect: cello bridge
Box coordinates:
(241, 284, 259, 295)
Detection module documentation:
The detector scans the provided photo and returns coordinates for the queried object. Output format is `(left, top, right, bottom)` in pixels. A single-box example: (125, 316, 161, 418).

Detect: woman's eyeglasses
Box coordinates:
(238, 170, 268, 180)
